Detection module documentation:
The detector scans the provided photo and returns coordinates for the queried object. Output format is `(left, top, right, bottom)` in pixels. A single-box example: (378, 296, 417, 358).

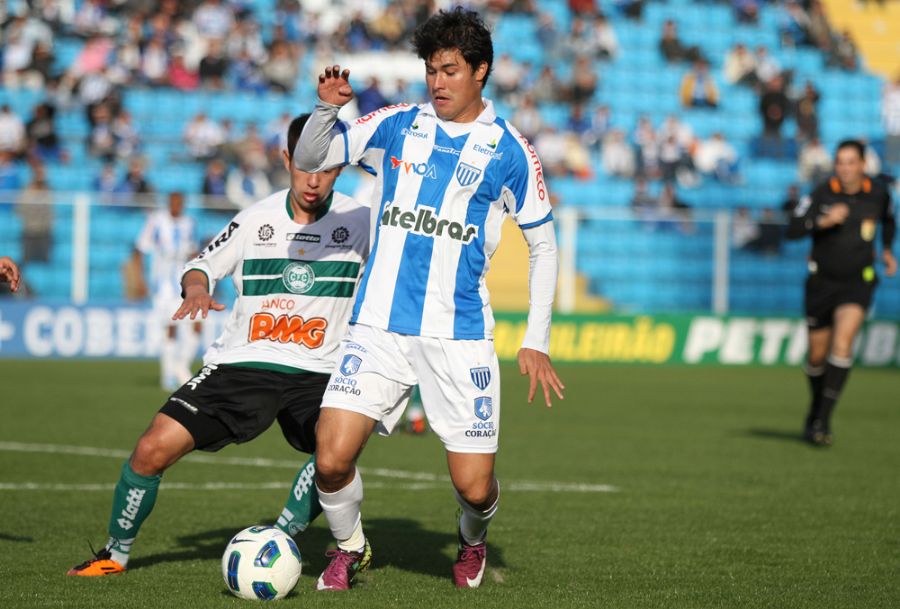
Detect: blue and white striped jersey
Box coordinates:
(318, 100, 553, 340)
(136, 209, 197, 298)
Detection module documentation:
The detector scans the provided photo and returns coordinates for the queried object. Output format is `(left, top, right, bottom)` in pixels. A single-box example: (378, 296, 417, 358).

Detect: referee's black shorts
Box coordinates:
(160, 364, 330, 453)
(805, 274, 876, 330)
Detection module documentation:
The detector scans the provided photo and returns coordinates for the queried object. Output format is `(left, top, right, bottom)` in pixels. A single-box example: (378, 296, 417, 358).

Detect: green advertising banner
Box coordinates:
(493, 313, 900, 367)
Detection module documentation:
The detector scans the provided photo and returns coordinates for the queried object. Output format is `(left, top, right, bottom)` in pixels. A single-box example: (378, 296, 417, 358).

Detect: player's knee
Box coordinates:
(314, 450, 353, 488)
(131, 435, 177, 476)
(456, 478, 496, 509)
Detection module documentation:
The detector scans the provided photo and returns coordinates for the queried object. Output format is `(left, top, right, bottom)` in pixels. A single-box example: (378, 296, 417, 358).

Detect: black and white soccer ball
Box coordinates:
(222, 526, 302, 600)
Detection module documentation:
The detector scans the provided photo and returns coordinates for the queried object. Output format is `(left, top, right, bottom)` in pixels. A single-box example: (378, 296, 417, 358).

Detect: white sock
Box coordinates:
(177, 328, 201, 383)
(106, 536, 133, 567)
(456, 481, 500, 546)
(317, 469, 365, 553)
(161, 335, 178, 386)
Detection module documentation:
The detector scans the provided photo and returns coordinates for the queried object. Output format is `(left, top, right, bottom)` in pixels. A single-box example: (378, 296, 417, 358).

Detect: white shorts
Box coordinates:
(322, 324, 501, 454)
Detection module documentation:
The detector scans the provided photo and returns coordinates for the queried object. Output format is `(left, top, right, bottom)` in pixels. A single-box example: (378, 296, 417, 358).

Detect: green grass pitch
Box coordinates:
(0, 360, 897, 608)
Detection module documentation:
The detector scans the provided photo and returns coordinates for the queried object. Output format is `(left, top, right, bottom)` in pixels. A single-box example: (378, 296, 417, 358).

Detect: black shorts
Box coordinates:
(805, 274, 876, 330)
(160, 364, 330, 453)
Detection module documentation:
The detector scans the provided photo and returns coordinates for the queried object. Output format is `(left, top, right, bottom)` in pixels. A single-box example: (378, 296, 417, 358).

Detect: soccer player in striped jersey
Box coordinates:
(294, 8, 565, 591)
(67, 114, 372, 578)
(135, 191, 203, 390)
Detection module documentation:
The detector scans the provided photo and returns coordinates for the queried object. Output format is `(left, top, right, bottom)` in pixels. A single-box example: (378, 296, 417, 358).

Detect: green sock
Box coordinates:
(276, 454, 322, 536)
(105, 460, 162, 566)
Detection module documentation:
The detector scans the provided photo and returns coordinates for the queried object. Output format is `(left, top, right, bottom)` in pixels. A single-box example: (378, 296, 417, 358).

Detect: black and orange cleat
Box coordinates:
(67, 547, 126, 577)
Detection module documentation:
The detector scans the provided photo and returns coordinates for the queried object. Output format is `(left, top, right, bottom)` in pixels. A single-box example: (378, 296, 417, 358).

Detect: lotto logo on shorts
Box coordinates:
(474, 397, 493, 421)
(470, 367, 491, 391)
(340, 354, 362, 376)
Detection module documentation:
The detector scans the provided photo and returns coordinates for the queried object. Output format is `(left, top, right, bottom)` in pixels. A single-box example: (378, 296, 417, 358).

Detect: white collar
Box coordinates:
(419, 98, 497, 125)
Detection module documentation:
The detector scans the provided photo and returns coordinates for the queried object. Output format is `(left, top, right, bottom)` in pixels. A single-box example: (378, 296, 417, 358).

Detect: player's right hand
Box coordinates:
(318, 64, 354, 107)
(821, 203, 849, 227)
(172, 287, 225, 321)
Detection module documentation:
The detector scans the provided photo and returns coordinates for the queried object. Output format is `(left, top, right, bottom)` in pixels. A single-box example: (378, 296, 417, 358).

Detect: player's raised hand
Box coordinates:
(883, 250, 897, 277)
(173, 285, 225, 320)
(318, 65, 354, 107)
(517, 348, 565, 408)
(0, 256, 21, 292)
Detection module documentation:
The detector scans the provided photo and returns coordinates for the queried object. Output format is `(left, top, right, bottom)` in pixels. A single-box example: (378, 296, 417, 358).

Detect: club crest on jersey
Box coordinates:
(340, 354, 362, 376)
(282, 261, 315, 294)
(861, 219, 876, 242)
(455, 162, 482, 187)
(474, 397, 493, 421)
(470, 367, 491, 391)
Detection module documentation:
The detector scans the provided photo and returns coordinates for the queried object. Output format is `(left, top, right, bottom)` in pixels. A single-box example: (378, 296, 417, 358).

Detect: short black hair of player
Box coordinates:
(835, 139, 865, 159)
(412, 7, 493, 88)
(286, 113, 311, 160)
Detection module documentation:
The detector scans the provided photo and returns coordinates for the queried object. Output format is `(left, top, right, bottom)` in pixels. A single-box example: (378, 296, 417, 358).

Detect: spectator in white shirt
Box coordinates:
(694, 133, 740, 183)
(184, 113, 226, 161)
(193, 0, 234, 40)
(602, 129, 637, 178)
(0, 105, 26, 156)
(882, 72, 900, 166)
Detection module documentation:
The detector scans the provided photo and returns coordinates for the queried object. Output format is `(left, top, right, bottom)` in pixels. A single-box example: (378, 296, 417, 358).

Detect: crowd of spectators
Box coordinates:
(0, 0, 893, 258)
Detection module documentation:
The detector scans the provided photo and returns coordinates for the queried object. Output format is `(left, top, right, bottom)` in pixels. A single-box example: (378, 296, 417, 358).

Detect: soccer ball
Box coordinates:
(221, 526, 302, 601)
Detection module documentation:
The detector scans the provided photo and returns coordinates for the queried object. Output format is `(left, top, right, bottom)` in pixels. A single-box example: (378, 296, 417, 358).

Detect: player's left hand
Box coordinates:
(517, 348, 565, 408)
(317, 64, 354, 107)
(883, 250, 897, 277)
(0, 256, 21, 292)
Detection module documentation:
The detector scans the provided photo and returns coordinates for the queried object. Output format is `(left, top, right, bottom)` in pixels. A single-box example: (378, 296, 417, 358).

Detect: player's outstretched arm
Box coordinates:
(293, 65, 355, 173)
(0, 256, 20, 292)
(518, 348, 565, 408)
(173, 269, 225, 320)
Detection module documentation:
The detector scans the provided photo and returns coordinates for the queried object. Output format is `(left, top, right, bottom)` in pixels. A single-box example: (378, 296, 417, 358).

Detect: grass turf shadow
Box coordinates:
(743, 428, 811, 445)
(131, 518, 507, 580)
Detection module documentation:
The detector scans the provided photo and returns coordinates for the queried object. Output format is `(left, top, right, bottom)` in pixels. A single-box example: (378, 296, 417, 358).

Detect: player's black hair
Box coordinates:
(412, 7, 493, 88)
(286, 113, 311, 160)
(836, 139, 865, 159)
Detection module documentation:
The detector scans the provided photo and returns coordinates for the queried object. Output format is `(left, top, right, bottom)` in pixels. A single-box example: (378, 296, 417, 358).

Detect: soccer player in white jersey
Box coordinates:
(294, 8, 565, 591)
(135, 192, 203, 390)
(67, 115, 372, 579)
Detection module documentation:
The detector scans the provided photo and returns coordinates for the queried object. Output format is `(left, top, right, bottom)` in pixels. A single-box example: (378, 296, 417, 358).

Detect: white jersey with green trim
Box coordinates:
(184, 188, 370, 373)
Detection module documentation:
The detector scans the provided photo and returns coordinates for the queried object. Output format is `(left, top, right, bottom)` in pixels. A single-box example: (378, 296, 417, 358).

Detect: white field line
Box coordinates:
(0, 441, 618, 494)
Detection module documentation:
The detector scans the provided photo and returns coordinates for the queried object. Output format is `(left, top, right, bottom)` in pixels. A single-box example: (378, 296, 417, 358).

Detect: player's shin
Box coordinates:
(803, 362, 826, 425)
(276, 454, 322, 536)
(819, 355, 852, 428)
(455, 479, 500, 545)
(316, 468, 365, 552)
(105, 460, 162, 566)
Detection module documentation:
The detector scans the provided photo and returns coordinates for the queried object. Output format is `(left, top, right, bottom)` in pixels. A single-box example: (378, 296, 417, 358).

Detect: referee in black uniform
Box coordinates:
(787, 139, 896, 446)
